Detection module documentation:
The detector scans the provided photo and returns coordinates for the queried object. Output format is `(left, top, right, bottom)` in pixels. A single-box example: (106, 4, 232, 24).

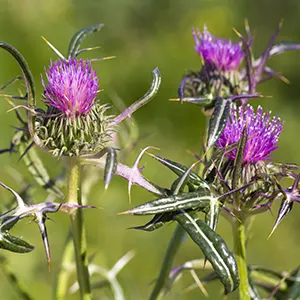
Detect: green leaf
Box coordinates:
(122, 189, 216, 215)
(150, 154, 209, 189)
(232, 126, 248, 209)
(286, 268, 300, 299)
(174, 211, 239, 294)
(0, 217, 34, 253)
(0, 232, 34, 253)
(248, 265, 292, 300)
(203, 140, 241, 181)
(129, 213, 174, 232)
(0, 42, 45, 152)
(68, 24, 104, 58)
(205, 199, 220, 231)
(104, 148, 118, 190)
(206, 97, 231, 149)
(0, 42, 35, 105)
(248, 277, 261, 300)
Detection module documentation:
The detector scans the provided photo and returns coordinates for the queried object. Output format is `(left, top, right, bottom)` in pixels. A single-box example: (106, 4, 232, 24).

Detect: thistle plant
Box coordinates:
(0, 24, 161, 299)
(1, 20, 300, 300)
(90, 22, 300, 300)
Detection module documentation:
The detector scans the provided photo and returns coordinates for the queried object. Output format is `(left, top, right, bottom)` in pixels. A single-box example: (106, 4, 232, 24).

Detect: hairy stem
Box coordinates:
(149, 225, 185, 300)
(233, 216, 250, 300)
(67, 158, 92, 300)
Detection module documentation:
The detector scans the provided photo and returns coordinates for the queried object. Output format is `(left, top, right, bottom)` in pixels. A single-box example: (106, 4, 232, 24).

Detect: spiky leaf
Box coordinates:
(206, 97, 231, 149)
(205, 199, 220, 231)
(104, 147, 118, 189)
(174, 211, 239, 294)
(130, 213, 174, 232)
(122, 189, 216, 215)
(150, 154, 209, 189)
(0, 217, 34, 253)
(270, 199, 293, 237)
(232, 126, 248, 209)
(68, 24, 104, 58)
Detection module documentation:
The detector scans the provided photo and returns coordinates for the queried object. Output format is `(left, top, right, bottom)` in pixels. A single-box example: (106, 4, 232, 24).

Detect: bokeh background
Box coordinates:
(0, 0, 300, 299)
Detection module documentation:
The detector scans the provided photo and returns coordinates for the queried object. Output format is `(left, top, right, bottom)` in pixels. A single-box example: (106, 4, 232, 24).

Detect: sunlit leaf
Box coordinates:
(121, 189, 216, 215)
(174, 211, 239, 294)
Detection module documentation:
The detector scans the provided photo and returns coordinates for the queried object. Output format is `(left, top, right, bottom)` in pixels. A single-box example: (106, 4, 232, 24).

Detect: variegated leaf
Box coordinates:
(150, 154, 209, 189)
(121, 189, 216, 216)
(175, 211, 239, 294)
(129, 213, 174, 232)
(206, 97, 231, 149)
(104, 147, 118, 190)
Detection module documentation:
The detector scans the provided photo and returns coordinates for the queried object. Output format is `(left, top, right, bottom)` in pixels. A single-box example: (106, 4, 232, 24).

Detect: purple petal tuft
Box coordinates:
(193, 25, 244, 71)
(42, 58, 99, 117)
(216, 104, 283, 164)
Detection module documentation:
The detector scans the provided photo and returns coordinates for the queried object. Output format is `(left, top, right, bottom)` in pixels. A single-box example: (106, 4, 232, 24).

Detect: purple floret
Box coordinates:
(193, 26, 244, 71)
(42, 58, 99, 117)
(216, 104, 283, 164)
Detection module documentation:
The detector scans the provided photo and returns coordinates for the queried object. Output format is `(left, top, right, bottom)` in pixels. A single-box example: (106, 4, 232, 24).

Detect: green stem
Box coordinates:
(149, 225, 185, 300)
(67, 158, 92, 300)
(233, 217, 250, 300)
(55, 237, 73, 300)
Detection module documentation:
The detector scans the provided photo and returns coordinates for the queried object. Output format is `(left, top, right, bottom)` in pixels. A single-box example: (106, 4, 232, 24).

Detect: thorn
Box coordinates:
(128, 146, 160, 203)
(6, 105, 35, 115)
(117, 211, 130, 215)
(190, 269, 209, 297)
(232, 27, 243, 39)
(76, 45, 102, 56)
(244, 19, 250, 32)
(90, 56, 116, 63)
(267, 226, 276, 240)
(0, 93, 20, 99)
(41, 36, 65, 60)
(279, 18, 284, 29)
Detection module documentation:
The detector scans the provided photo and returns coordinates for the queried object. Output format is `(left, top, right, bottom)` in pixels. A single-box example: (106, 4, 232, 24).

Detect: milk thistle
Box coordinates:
(0, 24, 161, 300)
(39, 57, 113, 157)
(116, 22, 300, 300)
(1, 20, 300, 300)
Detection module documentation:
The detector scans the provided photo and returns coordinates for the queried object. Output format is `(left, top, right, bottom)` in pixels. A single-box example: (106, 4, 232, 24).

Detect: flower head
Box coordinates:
(193, 26, 244, 71)
(42, 58, 99, 117)
(216, 104, 283, 164)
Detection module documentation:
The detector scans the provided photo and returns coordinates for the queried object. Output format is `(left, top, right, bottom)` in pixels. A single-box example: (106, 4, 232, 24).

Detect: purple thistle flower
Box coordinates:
(216, 104, 283, 164)
(193, 26, 244, 71)
(42, 58, 99, 117)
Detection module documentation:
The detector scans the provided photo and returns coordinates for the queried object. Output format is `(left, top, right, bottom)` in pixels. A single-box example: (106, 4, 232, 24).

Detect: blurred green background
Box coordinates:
(0, 0, 300, 299)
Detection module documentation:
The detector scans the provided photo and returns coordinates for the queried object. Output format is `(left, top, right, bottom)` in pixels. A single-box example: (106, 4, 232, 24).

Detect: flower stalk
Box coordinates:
(66, 157, 91, 300)
(233, 214, 250, 300)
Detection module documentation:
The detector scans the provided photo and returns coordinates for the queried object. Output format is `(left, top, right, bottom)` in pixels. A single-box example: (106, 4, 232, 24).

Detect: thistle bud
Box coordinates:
(38, 58, 114, 157)
(179, 26, 247, 108)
